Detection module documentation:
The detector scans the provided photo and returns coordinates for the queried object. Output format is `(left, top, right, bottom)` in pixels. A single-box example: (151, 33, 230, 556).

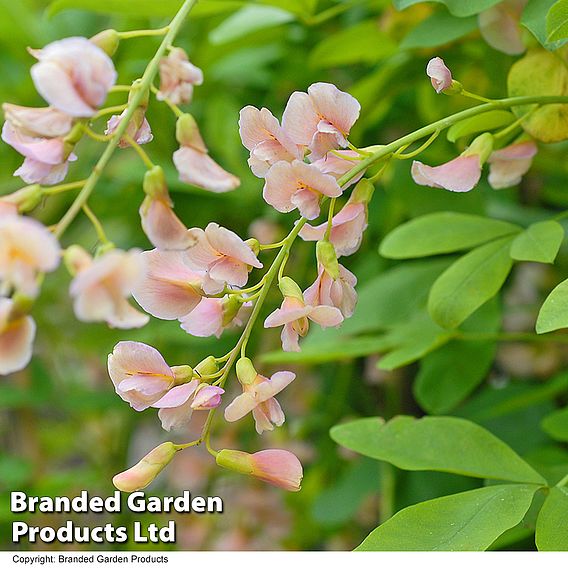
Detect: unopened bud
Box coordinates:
(194, 356, 219, 378)
(113, 442, 177, 493)
(351, 178, 375, 204)
(64, 245, 92, 276)
(222, 295, 242, 327)
(143, 166, 168, 199)
(464, 132, 494, 164)
(216, 449, 253, 475)
(236, 357, 257, 386)
(278, 276, 303, 302)
(1, 185, 42, 212)
(316, 240, 339, 280)
(172, 365, 193, 383)
(90, 29, 120, 56)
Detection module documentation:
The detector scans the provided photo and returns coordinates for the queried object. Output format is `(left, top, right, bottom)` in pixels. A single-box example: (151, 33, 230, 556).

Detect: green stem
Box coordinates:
(54, 0, 199, 239)
(118, 27, 169, 39)
(42, 179, 86, 196)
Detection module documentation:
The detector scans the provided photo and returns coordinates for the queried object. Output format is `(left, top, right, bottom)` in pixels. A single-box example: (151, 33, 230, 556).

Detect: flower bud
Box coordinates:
(64, 245, 92, 276)
(278, 276, 304, 302)
(113, 442, 177, 493)
(90, 29, 120, 56)
(236, 357, 257, 386)
(1, 185, 42, 213)
(351, 178, 375, 204)
(245, 238, 260, 256)
(191, 384, 224, 410)
(175, 113, 205, 150)
(221, 295, 242, 327)
(216, 448, 303, 491)
(172, 365, 193, 383)
(143, 166, 168, 199)
(463, 132, 494, 164)
(194, 355, 219, 379)
(316, 240, 339, 280)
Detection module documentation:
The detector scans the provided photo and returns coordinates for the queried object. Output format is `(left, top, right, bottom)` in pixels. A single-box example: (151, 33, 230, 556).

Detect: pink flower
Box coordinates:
(216, 448, 303, 491)
(299, 195, 368, 257)
(239, 106, 301, 177)
(157, 48, 203, 105)
(14, 157, 75, 185)
(411, 155, 481, 192)
(105, 111, 153, 148)
(30, 37, 117, 117)
(0, 214, 60, 297)
(113, 442, 177, 493)
(263, 160, 342, 220)
(264, 278, 343, 352)
(0, 298, 36, 375)
(225, 370, 295, 434)
(70, 248, 149, 329)
(153, 380, 224, 431)
(426, 57, 453, 93)
(108, 341, 178, 411)
(132, 249, 204, 321)
(304, 263, 357, 319)
(311, 149, 363, 187)
(282, 82, 360, 159)
(488, 139, 537, 189)
(173, 114, 240, 193)
(479, 0, 527, 56)
(179, 296, 249, 338)
(3, 103, 73, 138)
(184, 223, 262, 294)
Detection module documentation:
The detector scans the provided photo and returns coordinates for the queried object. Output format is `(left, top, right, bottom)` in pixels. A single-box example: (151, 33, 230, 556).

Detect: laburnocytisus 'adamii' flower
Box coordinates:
(426, 57, 453, 93)
(0, 298, 36, 375)
(157, 47, 203, 105)
(487, 138, 537, 189)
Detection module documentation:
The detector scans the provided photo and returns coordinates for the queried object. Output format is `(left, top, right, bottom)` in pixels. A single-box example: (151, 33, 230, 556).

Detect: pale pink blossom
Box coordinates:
(157, 48, 203, 105)
(299, 196, 368, 257)
(225, 370, 295, 434)
(173, 114, 240, 193)
(153, 380, 223, 431)
(14, 157, 75, 185)
(411, 155, 482, 192)
(2, 121, 65, 165)
(239, 106, 301, 177)
(263, 160, 342, 220)
(311, 150, 363, 186)
(282, 82, 360, 159)
(264, 288, 343, 352)
(3, 103, 73, 138)
(488, 139, 537, 189)
(139, 194, 193, 251)
(184, 223, 262, 294)
(426, 57, 453, 93)
(30, 37, 117, 117)
(132, 249, 204, 321)
(113, 442, 177, 492)
(70, 248, 149, 329)
(0, 298, 36, 375)
(479, 0, 527, 56)
(216, 448, 303, 491)
(108, 341, 176, 411)
(304, 264, 357, 318)
(179, 296, 249, 338)
(105, 111, 153, 148)
(0, 214, 60, 297)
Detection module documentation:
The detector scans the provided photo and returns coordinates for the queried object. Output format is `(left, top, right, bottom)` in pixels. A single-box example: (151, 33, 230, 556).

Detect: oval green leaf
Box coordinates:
(541, 407, 568, 441)
(547, 0, 568, 42)
(536, 277, 568, 333)
(510, 220, 564, 263)
(536, 487, 568, 550)
(446, 110, 515, 142)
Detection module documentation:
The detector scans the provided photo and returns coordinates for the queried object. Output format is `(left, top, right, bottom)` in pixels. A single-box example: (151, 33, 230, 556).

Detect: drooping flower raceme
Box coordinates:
(29, 37, 117, 117)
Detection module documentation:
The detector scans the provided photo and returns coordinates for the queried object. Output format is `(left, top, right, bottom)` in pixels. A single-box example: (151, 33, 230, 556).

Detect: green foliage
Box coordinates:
(510, 220, 565, 263)
(356, 485, 538, 551)
(522, 0, 561, 48)
(428, 236, 515, 329)
(536, 278, 568, 333)
(536, 487, 568, 550)
(393, 0, 501, 17)
(541, 407, 568, 441)
(546, 0, 568, 42)
(400, 11, 477, 49)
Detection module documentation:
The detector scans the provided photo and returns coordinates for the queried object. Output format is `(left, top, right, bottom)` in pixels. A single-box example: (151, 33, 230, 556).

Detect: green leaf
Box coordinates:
(331, 416, 546, 484)
(208, 5, 295, 45)
(48, 0, 243, 17)
(393, 0, 501, 17)
(536, 277, 568, 333)
(536, 487, 568, 550)
(308, 20, 396, 69)
(446, 110, 515, 142)
(507, 49, 568, 143)
(400, 11, 477, 49)
(510, 220, 564, 263)
(522, 0, 560, 48)
(547, 0, 568, 42)
(542, 407, 568, 441)
(380, 212, 520, 259)
(356, 485, 539, 551)
(428, 236, 515, 329)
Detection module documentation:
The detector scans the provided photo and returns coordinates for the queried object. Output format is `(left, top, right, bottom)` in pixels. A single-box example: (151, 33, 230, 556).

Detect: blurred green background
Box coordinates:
(2, 0, 568, 551)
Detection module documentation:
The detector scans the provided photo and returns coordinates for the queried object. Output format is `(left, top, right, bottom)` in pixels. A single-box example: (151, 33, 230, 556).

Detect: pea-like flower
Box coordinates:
(0, 298, 36, 376)
(479, 0, 527, 56)
(216, 448, 303, 491)
(69, 247, 149, 329)
(105, 110, 153, 148)
(225, 363, 295, 434)
(304, 263, 357, 319)
(0, 211, 60, 298)
(282, 82, 360, 159)
(132, 249, 205, 321)
(152, 380, 224, 431)
(488, 139, 537, 189)
(30, 37, 117, 117)
(263, 160, 342, 220)
(184, 222, 262, 294)
(238, 105, 301, 177)
(157, 47, 203, 105)
(426, 57, 453, 93)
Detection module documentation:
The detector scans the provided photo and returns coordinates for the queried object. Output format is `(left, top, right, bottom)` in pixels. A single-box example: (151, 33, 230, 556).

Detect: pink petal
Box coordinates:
(250, 449, 303, 491)
(264, 303, 312, 328)
(282, 91, 320, 147)
(254, 371, 296, 402)
(191, 385, 224, 410)
(426, 57, 453, 93)
(263, 160, 302, 214)
(108, 341, 173, 386)
(252, 404, 275, 434)
(308, 305, 344, 327)
(2, 122, 65, 164)
(2, 103, 72, 138)
(411, 155, 482, 192)
(140, 197, 193, 251)
(184, 228, 221, 270)
(0, 299, 35, 375)
(158, 402, 194, 431)
(208, 257, 249, 288)
(179, 297, 223, 338)
(205, 223, 262, 268)
(14, 158, 70, 186)
(479, 0, 527, 56)
(152, 381, 199, 408)
(224, 391, 258, 422)
(281, 323, 300, 352)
